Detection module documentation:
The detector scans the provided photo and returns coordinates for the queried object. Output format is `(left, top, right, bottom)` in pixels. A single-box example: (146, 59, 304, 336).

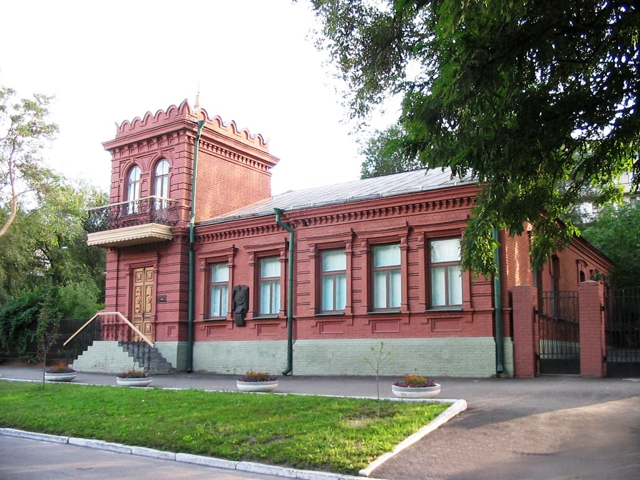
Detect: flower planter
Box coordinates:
(44, 372, 77, 383)
(236, 380, 278, 392)
(116, 377, 153, 387)
(392, 383, 441, 399)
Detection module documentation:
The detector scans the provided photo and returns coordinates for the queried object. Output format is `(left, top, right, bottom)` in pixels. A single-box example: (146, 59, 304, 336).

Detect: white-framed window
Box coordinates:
(321, 249, 347, 312)
(127, 166, 142, 214)
(210, 263, 229, 318)
(430, 238, 462, 307)
(373, 244, 401, 310)
(154, 159, 170, 207)
(259, 257, 280, 315)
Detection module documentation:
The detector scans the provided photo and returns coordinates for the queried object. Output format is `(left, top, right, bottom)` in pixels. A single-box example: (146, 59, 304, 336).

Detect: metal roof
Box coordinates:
(201, 167, 475, 225)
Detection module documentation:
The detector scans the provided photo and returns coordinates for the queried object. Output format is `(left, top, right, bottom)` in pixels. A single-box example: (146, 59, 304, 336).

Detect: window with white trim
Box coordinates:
(210, 263, 229, 318)
(372, 244, 401, 310)
(430, 238, 462, 307)
(259, 257, 280, 315)
(127, 166, 141, 214)
(321, 249, 347, 312)
(154, 159, 170, 208)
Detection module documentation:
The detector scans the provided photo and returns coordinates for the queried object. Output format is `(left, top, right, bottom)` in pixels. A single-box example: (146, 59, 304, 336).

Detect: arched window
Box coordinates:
(154, 160, 170, 198)
(127, 166, 141, 214)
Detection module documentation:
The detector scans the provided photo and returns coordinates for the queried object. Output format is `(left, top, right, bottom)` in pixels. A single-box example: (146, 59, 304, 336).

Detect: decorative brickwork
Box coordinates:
(579, 281, 607, 377)
(512, 285, 537, 378)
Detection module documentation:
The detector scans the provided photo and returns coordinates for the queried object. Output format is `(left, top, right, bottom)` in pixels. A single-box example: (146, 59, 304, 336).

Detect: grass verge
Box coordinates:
(0, 382, 449, 474)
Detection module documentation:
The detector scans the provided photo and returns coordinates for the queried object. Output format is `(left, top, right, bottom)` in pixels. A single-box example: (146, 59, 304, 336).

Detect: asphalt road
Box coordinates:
(374, 378, 640, 480)
(0, 435, 278, 480)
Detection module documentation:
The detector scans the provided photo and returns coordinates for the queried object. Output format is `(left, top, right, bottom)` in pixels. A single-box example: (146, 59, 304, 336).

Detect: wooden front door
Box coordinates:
(132, 267, 154, 342)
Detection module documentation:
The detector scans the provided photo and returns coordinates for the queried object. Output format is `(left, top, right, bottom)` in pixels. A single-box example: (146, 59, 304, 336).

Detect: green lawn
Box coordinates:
(0, 382, 449, 474)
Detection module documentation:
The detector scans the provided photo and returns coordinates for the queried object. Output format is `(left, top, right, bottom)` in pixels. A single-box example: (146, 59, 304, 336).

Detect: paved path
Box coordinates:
(1, 435, 277, 480)
(1, 366, 640, 479)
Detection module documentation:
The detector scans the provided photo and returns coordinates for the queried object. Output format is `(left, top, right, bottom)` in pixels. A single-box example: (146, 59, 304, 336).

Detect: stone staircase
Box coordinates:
(119, 341, 174, 374)
(72, 340, 174, 374)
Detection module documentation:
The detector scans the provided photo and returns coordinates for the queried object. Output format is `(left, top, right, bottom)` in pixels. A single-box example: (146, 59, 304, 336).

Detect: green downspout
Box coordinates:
(274, 208, 294, 376)
(493, 228, 504, 374)
(187, 119, 206, 373)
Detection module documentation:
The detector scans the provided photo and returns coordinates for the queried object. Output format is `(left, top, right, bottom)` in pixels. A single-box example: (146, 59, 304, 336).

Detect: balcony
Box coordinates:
(86, 196, 180, 248)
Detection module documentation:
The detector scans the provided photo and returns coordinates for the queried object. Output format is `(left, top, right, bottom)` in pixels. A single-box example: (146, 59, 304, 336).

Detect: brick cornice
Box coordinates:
(194, 189, 476, 243)
(291, 194, 475, 229)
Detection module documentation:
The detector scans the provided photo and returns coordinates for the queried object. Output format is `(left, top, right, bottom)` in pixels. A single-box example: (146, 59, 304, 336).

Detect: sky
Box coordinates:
(0, 0, 398, 196)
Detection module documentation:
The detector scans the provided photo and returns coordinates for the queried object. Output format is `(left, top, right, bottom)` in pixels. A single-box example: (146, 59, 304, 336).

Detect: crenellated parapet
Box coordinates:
(113, 99, 270, 152)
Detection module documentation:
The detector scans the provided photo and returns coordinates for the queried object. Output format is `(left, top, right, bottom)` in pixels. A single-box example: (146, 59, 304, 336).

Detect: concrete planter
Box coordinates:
(236, 380, 278, 392)
(392, 383, 441, 399)
(44, 372, 77, 382)
(116, 377, 153, 387)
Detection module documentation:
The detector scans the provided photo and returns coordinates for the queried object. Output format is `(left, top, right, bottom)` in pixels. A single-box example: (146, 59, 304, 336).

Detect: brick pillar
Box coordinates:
(578, 281, 606, 377)
(512, 285, 537, 378)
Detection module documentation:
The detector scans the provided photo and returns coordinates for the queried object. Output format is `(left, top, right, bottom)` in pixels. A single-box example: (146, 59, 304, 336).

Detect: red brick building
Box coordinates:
(76, 101, 612, 377)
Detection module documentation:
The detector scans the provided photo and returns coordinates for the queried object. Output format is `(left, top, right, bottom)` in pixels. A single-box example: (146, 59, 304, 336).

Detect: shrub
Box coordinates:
(240, 370, 277, 382)
(117, 369, 150, 379)
(394, 374, 436, 388)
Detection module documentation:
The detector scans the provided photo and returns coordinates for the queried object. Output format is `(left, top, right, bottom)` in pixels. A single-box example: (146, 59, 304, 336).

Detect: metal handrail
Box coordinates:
(87, 195, 175, 211)
(63, 311, 154, 348)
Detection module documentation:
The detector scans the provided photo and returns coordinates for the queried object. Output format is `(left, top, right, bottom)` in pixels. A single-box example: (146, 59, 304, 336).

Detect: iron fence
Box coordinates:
(605, 286, 640, 372)
(538, 291, 580, 374)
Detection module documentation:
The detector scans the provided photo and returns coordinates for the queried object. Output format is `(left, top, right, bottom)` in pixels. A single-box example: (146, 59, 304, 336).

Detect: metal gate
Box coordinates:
(605, 286, 640, 377)
(537, 291, 580, 374)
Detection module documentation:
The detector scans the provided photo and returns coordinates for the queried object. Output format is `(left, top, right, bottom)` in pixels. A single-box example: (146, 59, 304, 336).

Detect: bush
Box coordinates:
(0, 283, 102, 357)
(239, 370, 277, 382)
(394, 374, 436, 388)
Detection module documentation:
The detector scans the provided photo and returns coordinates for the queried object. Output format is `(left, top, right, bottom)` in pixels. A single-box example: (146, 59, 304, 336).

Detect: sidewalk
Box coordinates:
(2, 366, 640, 479)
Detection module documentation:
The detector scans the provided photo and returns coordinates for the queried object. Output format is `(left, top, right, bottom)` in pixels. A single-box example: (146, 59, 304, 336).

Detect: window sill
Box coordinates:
(251, 316, 281, 320)
(315, 312, 346, 317)
(426, 307, 463, 312)
(367, 310, 401, 315)
(203, 317, 227, 322)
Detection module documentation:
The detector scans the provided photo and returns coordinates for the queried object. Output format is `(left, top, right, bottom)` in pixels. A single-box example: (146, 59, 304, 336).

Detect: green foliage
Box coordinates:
(582, 202, 640, 288)
(0, 84, 59, 237)
(0, 284, 103, 357)
(360, 125, 423, 178)
(0, 289, 43, 357)
(311, 0, 639, 275)
(0, 382, 450, 475)
(0, 181, 106, 301)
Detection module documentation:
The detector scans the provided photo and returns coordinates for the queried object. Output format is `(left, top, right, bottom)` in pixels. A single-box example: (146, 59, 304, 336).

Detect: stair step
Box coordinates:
(118, 342, 174, 374)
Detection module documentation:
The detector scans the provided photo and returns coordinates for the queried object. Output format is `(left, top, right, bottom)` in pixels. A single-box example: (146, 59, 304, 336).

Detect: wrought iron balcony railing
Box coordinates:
(85, 196, 180, 233)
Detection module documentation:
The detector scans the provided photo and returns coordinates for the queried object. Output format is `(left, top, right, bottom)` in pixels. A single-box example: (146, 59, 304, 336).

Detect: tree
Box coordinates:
(360, 125, 423, 178)
(0, 180, 106, 301)
(582, 202, 640, 288)
(310, 0, 639, 275)
(37, 286, 62, 389)
(0, 85, 58, 237)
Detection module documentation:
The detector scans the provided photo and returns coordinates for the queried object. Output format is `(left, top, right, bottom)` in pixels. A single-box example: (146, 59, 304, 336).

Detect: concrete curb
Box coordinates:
(0, 427, 368, 479)
(359, 399, 468, 477)
(0, 428, 68, 444)
(68, 437, 132, 454)
(131, 446, 176, 460)
(175, 452, 237, 470)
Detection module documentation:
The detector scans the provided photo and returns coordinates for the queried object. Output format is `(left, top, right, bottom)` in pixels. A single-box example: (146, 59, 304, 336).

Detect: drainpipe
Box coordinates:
(274, 208, 294, 376)
(187, 119, 206, 373)
(493, 228, 505, 374)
